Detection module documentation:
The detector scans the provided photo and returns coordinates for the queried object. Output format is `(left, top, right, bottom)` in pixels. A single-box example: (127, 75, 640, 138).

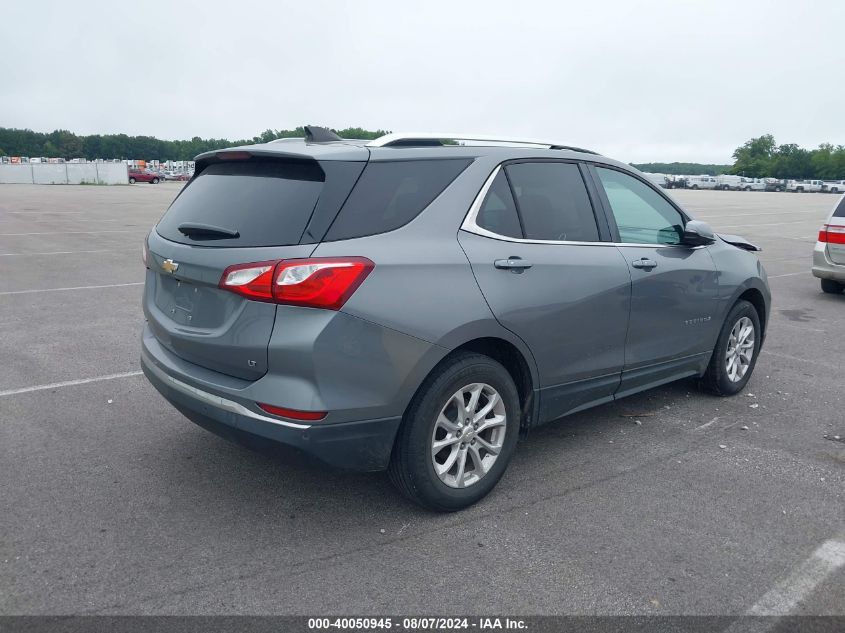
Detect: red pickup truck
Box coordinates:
(128, 169, 160, 184)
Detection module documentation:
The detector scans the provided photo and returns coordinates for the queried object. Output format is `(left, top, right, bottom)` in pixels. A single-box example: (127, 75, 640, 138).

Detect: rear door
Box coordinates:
(590, 165, 720, 396)
(144, 157, 364, 380)
(458, 161, 631, 421)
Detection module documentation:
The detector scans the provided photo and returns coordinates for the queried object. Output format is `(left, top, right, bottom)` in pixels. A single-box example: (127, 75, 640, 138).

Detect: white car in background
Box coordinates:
(812, 195, 845, 294)
(822, 180, 845, 194)
(687, 175, 719, 190)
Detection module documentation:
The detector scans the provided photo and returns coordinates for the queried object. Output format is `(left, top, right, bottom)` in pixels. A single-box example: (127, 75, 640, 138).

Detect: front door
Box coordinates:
(591, 165, 720, 397)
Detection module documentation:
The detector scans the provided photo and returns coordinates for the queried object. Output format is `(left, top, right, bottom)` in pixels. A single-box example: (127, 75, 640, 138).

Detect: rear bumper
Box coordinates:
(141, 333, 402, 472)
(812, 243, 845, 282)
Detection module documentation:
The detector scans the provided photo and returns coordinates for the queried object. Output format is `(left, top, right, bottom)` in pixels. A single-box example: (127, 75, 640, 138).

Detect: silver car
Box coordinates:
(141, 127, 771, 511)
(812, 195, 845, 294)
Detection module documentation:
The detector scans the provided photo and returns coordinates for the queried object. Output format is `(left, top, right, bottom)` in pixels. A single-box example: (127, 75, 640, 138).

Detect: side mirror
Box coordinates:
(682, 220, 716, 246)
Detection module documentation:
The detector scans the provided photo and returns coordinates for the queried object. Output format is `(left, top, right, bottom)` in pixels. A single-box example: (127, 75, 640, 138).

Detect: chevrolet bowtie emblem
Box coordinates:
(161, 259, 179, 274)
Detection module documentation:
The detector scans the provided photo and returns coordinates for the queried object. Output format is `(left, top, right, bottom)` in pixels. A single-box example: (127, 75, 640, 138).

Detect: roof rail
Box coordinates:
(367, 132, 598, 154)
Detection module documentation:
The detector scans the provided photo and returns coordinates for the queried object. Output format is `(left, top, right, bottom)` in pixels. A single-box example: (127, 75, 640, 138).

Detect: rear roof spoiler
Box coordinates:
(304, 126, 344, 143)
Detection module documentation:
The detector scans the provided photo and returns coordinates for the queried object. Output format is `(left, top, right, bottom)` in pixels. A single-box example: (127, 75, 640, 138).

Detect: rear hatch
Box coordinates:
(143, 148, 367, 380)
(826, 196, 845, 265)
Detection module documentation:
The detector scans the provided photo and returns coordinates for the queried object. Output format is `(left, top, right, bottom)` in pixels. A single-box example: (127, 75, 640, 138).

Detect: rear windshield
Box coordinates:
(834, 196, 845, 218)
(156, 161, 324, 247)
(324, 159, 472, 241)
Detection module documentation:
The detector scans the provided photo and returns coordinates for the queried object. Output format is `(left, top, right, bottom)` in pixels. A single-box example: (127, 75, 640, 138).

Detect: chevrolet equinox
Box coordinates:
(141, 127, 771, 511)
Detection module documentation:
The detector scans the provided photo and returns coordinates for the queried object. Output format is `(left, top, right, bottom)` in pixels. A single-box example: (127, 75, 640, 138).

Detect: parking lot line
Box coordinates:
(747, 539, 845, 616)
(0, 248, 131, 257)
(767, 271, 810, 279)
(717, 220, 816, 229)
(0, 229, 144, 236)
(0, 282, 143, 296)
(0, 371, 143, 397)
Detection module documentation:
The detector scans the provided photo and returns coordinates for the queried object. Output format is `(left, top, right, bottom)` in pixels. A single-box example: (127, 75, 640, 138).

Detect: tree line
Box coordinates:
(727, 134, 845, 180)
(631, 162, 732, 176)
(0, 126, 387, 162)
(1, 127, 843, 180)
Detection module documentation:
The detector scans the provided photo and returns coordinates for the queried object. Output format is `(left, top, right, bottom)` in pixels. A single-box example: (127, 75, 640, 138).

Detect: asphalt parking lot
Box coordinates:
(1, 183, 843, 616)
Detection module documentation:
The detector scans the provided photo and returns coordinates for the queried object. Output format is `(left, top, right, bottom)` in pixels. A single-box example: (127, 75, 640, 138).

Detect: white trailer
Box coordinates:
(716, 175, 742, 190)
(642, 172, 669, 188)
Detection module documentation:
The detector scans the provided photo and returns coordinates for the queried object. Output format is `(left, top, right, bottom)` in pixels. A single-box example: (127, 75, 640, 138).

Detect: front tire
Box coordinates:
(702, 300, 761, 396)
(128, 177, 136, 184)
(821, 279, 844, 294)
(151, 177, 159, 184)
(389, 352, 520, 512)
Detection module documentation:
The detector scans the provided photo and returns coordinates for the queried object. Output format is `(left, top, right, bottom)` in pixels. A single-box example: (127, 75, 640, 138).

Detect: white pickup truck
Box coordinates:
(787, 179, 824, 192)
(823, 180, 845, 194)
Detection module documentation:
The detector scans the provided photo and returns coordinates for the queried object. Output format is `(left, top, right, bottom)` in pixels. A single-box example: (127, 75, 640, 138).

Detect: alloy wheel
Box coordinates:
(725, 316, 755, 382)
(431, 383, 507, 489)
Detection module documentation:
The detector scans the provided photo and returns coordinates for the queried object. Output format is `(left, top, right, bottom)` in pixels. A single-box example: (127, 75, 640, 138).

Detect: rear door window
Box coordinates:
(156, 161, 324, 247)
(476, 171, 523, 238)
(325, 159, 471, 241)
(504, 162, 600, 242)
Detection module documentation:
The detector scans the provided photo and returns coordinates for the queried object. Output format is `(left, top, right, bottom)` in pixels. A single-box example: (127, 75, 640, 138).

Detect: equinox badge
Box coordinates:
(161, 259, 179, 274)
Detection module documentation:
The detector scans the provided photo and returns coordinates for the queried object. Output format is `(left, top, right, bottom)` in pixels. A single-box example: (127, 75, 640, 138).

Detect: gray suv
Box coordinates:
(141, 127, 771, 511)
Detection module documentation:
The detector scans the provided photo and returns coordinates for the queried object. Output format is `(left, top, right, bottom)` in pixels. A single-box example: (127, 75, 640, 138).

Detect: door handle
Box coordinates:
(631, 258, 658, 269)
(494, 257, 533, 272)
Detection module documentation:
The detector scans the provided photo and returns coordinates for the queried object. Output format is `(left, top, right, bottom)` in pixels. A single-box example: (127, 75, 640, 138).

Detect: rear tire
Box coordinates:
(691, 184, 699, 190)
(151, 177, 159, 184)
(702, 300, 761, 396)
(128, 177, 136, 184)
(821, 279, 844, 294)
(388, 352, 520, 512)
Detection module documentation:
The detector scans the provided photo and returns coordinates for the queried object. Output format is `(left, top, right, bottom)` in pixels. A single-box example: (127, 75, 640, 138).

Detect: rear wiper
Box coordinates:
(177, 222, 240, 239)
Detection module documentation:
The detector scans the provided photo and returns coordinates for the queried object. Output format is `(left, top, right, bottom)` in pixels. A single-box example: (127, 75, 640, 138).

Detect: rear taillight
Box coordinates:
(218, 260, 278, 302)
(142, 240, 149, 268)
(219, 257, 374, 309)
(818, 224, 845, 244)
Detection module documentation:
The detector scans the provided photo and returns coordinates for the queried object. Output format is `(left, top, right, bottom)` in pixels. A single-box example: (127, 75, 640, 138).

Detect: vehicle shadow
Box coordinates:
(145, 378, 702, 529)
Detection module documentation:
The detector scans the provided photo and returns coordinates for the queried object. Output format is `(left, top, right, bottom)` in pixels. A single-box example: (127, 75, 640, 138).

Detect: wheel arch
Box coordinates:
(408, 327, 540, 432)
(723, 283, 769, 340)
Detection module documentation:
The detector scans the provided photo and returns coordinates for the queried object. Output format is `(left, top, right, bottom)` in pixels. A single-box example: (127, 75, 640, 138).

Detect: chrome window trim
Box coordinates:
(460, 164, 697, 249)
(144, 357, 312, 430)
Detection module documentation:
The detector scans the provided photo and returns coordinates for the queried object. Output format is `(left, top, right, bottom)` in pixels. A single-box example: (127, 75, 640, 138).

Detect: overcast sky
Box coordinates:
(2, 0, 843, 163)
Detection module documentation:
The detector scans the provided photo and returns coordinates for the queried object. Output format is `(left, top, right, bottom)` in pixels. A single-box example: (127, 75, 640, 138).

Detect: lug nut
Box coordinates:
(471, 439, 476, 445)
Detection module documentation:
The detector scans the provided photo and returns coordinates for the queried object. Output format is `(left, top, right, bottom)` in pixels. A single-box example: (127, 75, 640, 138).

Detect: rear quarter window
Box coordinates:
(324, 159, 472, 241)
(155, 161, 324, 247)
